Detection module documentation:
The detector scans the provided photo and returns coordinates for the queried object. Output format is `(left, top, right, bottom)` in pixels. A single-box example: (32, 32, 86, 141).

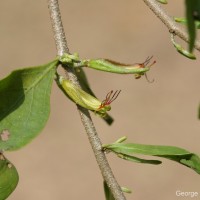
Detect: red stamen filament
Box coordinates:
(99, 90, 121, 109)
(143, 56, 153, 66)
(139, 56, 156, 83)
(141, 56, 156, 68)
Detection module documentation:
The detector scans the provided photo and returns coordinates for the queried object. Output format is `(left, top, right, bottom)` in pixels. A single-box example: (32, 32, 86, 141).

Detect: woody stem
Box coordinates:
(47, 0, 126, 200)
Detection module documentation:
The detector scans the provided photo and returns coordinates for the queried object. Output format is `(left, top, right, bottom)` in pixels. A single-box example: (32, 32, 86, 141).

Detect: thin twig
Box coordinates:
(47, 0, 126, 200)
(143, 0, 200, 51)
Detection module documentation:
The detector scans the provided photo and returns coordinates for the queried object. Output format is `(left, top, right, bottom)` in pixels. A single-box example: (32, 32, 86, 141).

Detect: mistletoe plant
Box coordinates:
(0, 0, 200, 200)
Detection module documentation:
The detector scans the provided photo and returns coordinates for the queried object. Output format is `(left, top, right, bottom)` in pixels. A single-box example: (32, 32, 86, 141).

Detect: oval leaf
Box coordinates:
(0, 153, 19, 200)
(104, 143, 191, 155)
(0, 59, 58, 150)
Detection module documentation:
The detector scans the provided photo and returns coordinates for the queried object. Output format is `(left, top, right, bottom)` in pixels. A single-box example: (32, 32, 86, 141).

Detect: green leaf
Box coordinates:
(185, 0, 200, 52)
(198, 104, 200, 119)
(117, 153, 162, 165)
(103, 181, 115, 200)
(0, 153, 19, 200)
(114, 136, 127, 144)
(104, 143, 190, 155)
(0, 59, 58, 151)
(104, 143, 200, 174)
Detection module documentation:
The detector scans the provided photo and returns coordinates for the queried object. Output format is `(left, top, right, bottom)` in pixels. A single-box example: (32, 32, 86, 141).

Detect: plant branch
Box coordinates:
(47, 0, 126, 199)
(143, 0, 200, 51)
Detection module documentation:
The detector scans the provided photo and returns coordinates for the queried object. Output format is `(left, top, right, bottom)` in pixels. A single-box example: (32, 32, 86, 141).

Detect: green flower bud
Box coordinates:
(121, 186, 132, 194)
(156, 0, 168, 4)
(58, 53, 156, 82)
(82, 56, 155, 80)
(59, 76, 121, 116)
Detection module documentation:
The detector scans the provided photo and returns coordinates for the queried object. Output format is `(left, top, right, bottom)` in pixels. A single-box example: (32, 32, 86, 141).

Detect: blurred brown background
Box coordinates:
(0, 1, 200, 199)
